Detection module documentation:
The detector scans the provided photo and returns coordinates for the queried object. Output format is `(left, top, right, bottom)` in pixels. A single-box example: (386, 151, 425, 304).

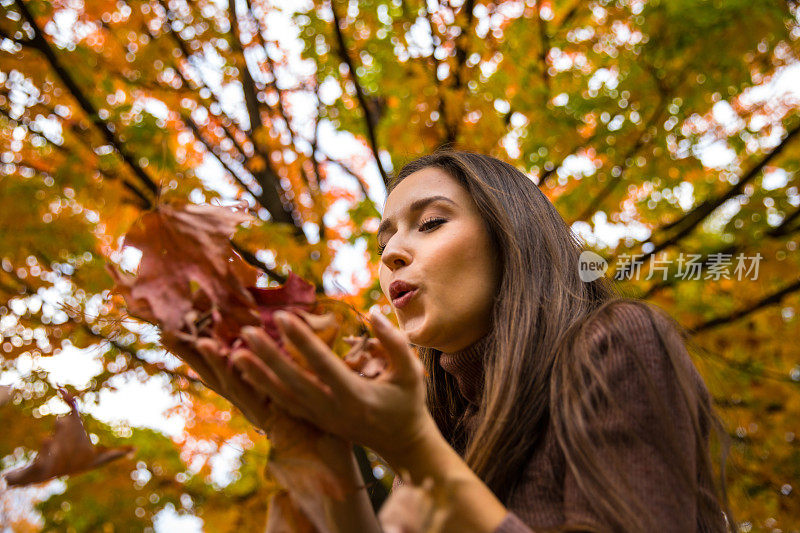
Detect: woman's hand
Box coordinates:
(160, 333, 274, 430)
(180, 334, 383, 533)
(183, 313, 509, 533)
(233, 310, 435, 467)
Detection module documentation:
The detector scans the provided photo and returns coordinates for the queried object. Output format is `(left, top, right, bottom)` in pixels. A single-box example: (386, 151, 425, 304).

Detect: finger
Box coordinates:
(240, 326, 335, 402)
(368, 311, 420, 380)
(271, 312, 359, 394)
(164, 335, 222, 390)
(195, 341, 269, 428)
(230, 348, 291, 399)
(181, 350, 219, 390)
(231, 350, 319, 423)
(195, 338, 233, 394)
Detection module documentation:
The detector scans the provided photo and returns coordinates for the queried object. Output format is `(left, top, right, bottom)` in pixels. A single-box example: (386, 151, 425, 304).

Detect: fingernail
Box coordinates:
(240, 327, 255, 341)
(231, 350, 251, 367)
(273, 311, 289, 327)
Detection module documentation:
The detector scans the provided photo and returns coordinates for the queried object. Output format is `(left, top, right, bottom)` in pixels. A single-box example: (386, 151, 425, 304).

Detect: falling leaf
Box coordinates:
(3, 389, 135, 487)
(378, 471, 451, 533)
(265, 490, 317, 533)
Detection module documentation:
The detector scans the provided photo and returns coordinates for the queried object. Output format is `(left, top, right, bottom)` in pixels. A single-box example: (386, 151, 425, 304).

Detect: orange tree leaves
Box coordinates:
(1, 0, 799, 529)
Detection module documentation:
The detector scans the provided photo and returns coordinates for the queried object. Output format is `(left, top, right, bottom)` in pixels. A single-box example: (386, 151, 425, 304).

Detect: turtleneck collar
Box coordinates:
(438, 333, 492, 407)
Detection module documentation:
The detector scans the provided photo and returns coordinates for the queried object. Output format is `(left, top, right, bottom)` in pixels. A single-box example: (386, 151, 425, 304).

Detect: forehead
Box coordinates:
(382, 167, 467, 217)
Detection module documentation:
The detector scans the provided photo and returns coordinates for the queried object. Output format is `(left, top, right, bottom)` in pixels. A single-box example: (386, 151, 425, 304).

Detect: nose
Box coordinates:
(380, 238, 412, 270)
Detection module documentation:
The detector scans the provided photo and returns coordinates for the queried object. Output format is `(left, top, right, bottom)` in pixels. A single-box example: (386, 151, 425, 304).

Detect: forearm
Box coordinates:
(322, 447, 382, 533)
(383, 417, 509, 533)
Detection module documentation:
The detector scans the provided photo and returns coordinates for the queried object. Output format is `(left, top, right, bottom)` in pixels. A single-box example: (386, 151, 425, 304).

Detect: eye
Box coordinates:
(377, 217, 447, 256)
(418, 216, 447, 231)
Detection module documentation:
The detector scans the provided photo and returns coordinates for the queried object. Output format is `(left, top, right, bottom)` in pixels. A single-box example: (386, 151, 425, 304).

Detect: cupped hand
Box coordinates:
(233, 310, 433, 466)
(160, 333, 274, 431)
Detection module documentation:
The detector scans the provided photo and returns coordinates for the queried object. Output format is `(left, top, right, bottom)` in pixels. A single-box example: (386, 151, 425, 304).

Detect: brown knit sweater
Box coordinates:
(391, 302, 725, 532)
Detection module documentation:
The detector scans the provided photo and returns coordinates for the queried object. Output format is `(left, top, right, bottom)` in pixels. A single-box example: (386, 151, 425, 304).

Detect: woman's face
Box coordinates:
(377, 166, 500, 353)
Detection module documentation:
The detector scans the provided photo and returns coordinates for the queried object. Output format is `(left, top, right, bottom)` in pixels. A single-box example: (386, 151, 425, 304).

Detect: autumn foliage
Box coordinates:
(1, 0, 800, 530)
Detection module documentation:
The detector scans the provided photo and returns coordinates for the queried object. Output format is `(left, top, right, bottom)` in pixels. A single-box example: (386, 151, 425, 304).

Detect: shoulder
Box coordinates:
(555, 298, 706, 420)
(576, 299, 690, 375)
(583, 298, 680, 346)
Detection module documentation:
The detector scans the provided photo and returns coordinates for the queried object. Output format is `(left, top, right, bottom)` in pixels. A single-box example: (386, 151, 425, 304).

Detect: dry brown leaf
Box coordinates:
(106, 201, 263, 346)
(3, 389, 135, 487)
(265, 490, 317, 533)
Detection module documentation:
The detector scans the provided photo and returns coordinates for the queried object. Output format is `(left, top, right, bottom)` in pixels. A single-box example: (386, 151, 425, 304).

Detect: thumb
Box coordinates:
(369, 311, 421, 381)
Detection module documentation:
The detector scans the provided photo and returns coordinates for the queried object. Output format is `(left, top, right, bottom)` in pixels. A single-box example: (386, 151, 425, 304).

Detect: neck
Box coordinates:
(438, 334, 492, 407)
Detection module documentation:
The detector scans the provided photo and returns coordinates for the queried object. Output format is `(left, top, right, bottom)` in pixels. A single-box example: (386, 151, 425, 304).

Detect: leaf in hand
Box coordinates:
(3, 389, 135, 487)
(265, 490, 317, 533)
(106, 201, 263, 346)
(108, 201, 386, 532)
(343, 336, 388, 377)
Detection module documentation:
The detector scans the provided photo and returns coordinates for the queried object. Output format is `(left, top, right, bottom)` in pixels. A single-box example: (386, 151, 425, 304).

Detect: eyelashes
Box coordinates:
(376, 216, 447, 256)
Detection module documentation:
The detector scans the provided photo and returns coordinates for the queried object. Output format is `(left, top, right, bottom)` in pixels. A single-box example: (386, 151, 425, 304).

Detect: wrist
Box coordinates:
(381, 416, 508, 532)
(382, 415, 465, 487)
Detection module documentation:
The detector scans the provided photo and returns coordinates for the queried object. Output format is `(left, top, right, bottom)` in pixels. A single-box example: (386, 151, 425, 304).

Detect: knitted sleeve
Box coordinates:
(496, 301, 716, 532)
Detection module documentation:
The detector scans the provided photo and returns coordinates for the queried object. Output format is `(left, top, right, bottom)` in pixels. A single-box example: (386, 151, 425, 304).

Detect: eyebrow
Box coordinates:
(377, 195, 456, 242)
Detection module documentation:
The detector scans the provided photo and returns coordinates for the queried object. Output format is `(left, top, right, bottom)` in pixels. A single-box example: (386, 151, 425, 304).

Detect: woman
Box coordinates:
(194, 151, 730, 532)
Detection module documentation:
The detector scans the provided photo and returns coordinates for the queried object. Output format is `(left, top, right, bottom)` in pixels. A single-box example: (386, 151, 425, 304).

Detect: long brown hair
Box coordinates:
(389, 150, 731, 532)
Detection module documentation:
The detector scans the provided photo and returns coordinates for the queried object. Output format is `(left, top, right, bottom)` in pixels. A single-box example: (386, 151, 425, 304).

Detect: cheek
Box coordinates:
(455, 238, 498, 303)
(429, 229, 494, 296)
(377, 264, 389, 298)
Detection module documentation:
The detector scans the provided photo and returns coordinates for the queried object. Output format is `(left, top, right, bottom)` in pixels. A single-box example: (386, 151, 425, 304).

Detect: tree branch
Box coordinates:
(641, 209, 800, 299)
(422, 4, 457, 146)
(154, 0, 303, 236)
(0, 100, 151, 208)
(537, 4, 550, 94)
(570, 99, 667, 224)
(330, 2, 389, 186)
(627, 121, 800, 269)
(228, 0, 263, 133)
(690, 277, 800, 333)
(538, 130, 601, 188)
(14, 0, 160, 201)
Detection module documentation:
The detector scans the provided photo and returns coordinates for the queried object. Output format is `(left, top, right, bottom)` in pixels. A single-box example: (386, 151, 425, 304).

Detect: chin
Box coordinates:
(397, 314, 428, 345)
